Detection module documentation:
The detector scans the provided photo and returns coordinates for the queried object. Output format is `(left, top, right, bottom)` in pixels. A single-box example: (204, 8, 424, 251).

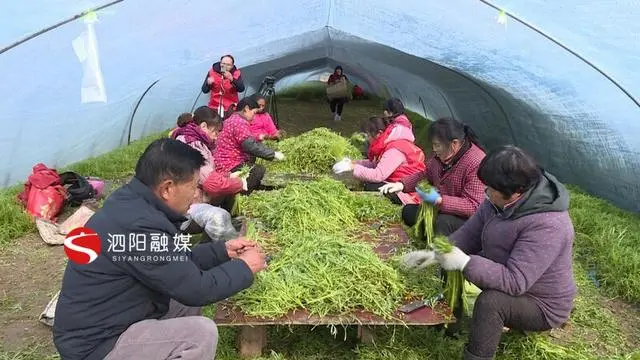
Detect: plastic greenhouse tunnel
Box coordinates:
(1, 0, 639, 213)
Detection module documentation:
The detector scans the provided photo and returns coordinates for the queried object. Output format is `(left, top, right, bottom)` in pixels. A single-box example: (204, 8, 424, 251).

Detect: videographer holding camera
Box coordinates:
(202, 55, 245, 117)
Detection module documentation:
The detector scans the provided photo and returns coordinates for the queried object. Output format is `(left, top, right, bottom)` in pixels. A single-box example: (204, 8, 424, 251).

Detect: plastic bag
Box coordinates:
(187, 203, 238, 241)
(462, 280, 483, 317)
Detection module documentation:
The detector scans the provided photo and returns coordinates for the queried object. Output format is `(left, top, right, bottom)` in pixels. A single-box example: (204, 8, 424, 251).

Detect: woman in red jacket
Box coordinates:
(333, 116, 426, 205)
(171, 106, 246, 205)
(201, 55, 245, 117)
(380, 117, 486, 236)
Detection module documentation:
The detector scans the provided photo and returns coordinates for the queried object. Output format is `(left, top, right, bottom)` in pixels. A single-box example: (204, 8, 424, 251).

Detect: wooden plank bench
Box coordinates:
(214, 224, 454, 358)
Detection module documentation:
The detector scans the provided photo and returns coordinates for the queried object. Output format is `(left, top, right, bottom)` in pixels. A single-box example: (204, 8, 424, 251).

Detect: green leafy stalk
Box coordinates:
(434, 235, 473, 319)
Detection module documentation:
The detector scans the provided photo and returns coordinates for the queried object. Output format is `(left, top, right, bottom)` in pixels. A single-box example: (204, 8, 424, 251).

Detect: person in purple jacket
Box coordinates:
(402, 145, 577, 360)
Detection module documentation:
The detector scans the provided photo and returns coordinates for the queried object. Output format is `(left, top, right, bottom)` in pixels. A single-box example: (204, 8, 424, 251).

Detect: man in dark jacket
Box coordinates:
(402, 145, 577, 360)
(53, 138, 267, 360)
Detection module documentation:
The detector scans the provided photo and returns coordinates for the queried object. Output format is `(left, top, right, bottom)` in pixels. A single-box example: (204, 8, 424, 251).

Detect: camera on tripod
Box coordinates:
(258, 75, 276, 97)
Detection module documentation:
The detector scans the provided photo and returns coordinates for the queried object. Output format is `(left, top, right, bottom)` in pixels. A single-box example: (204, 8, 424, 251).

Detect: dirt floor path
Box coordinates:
(0, 232, 65, 356)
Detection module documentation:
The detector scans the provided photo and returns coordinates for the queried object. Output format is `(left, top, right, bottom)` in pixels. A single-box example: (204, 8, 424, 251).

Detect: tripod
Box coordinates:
(257, 76, 280, 129)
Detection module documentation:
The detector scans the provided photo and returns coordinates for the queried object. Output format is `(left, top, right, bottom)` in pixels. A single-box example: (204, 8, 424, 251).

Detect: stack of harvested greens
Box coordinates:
(233, 233, 404, 318)
(259, 127, 361, 175)
(236, 177, 400, 245)
(231, 177, 442, 319)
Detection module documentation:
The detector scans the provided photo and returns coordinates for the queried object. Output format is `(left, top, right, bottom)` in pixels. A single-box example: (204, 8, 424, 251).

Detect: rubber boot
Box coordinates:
(463, 346, 493, 360)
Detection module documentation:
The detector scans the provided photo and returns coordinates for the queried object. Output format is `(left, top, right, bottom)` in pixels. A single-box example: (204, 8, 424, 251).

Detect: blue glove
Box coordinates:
(416, 187, 442, 205)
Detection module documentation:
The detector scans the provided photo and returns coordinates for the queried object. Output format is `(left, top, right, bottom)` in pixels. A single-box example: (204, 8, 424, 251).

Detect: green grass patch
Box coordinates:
(568, 185, 640, 303)
(0, 186, 36, 248)
(0, 132, 166, 248)
(278, 82, 334, 102)
(405, 109, 432, 151)
(62, 132, 166, 180)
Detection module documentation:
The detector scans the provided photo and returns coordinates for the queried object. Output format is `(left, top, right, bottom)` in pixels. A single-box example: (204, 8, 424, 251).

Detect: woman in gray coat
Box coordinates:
(403, 145, 577, 360)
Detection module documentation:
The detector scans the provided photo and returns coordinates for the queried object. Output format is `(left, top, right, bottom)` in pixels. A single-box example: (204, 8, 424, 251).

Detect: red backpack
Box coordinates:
(17, 163, 67, 221)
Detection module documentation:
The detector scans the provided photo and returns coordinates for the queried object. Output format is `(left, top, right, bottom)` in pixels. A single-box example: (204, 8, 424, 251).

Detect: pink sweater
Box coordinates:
(249, 113, 278, 141)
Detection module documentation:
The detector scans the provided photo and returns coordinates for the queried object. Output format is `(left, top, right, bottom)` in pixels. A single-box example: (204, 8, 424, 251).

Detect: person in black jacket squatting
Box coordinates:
(53, 138, 267, 360)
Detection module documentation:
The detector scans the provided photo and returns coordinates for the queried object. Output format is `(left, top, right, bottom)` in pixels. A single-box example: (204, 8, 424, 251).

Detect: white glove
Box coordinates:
(241, 178, 248, 191)
(274, 151, 285, 161)
(436, 246, 471, 271)
(379, 182, 404, 194)
(401, 250, 437, 270)
(332, 157, 353, 174)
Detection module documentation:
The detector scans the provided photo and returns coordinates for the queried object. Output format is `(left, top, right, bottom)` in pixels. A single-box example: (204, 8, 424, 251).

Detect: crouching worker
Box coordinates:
(333, 116, 425, 205)
(172, 107, 247, 201)
(214, 96, 285, 192)
(250, 96, 282, 142)
(53, 138, 267, 360)
(402, 145, 577, 360)
(380, 117, 486, 235)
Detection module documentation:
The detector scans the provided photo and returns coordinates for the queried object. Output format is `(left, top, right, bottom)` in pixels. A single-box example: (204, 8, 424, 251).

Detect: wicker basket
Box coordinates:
(326, 81, 348, 100)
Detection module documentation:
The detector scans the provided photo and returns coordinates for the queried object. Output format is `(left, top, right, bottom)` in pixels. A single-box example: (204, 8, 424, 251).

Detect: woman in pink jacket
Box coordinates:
(333, 116, 426, 204)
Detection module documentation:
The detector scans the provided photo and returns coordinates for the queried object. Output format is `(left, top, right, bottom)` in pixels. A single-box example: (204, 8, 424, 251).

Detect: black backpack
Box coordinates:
(59, 172, 96, 206)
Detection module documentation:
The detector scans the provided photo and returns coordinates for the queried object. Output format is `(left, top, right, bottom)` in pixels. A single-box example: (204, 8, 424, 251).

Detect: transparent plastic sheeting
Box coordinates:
(0, 0, 638, 212)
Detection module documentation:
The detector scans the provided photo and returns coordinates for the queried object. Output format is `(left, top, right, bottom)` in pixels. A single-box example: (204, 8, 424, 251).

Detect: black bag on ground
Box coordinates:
(59, 172, 96, 206)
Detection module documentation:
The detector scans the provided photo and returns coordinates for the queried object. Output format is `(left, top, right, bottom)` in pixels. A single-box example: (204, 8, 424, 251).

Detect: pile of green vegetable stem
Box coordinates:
(231, 177, 443, 322)
(259, 127, 362, 176)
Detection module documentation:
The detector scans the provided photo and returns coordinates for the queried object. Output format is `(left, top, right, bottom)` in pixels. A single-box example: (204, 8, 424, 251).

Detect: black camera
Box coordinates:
(258, 76, 276, 97)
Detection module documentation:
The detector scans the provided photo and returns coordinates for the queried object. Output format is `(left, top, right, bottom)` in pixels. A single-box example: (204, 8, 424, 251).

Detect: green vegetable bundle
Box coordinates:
(260, 127, 362, 175)
(410, 181, 437, 248)
(433, 236, 463, 318)
(433, 236, 481, 318)
(232, 233, 405, 319)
